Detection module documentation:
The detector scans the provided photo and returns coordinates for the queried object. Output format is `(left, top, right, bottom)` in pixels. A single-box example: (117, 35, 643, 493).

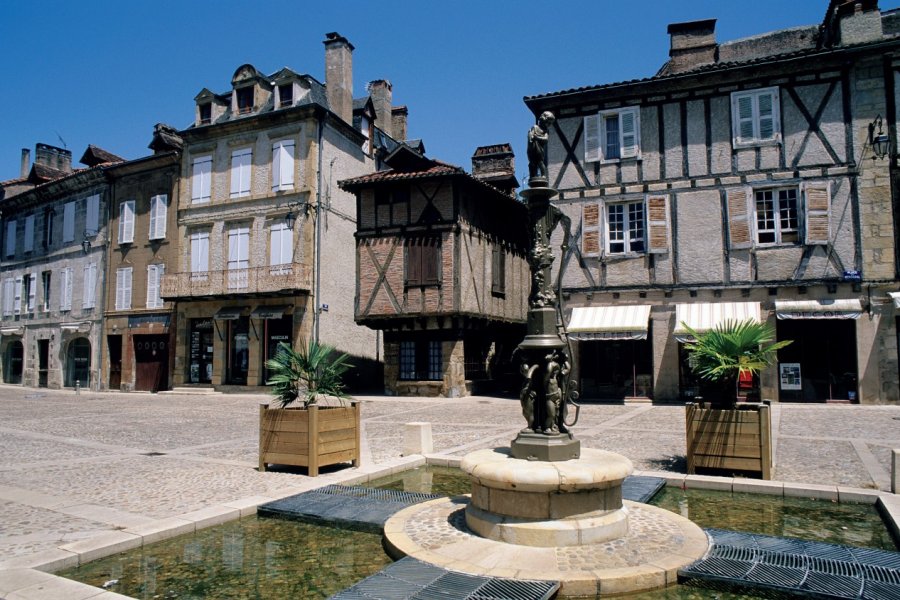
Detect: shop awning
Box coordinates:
(60, 322, 92, 333)
(251, 305, 292, 320)
(774, 299, 862, 320)
(673, 302, 761, 342)
(567, 305, 651, 341)
(888, 292, 900, 309)
(213, 306, 247, 320)
(0, 326, 24, 336)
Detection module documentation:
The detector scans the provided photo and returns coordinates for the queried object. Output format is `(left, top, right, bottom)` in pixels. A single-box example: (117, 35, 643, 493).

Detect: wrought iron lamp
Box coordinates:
(81, 230, 97, 254)
(869, 115, 890, 160)
(282, 200, 313, 229)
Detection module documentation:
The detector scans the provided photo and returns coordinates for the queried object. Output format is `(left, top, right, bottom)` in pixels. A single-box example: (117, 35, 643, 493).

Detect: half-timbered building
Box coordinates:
(525, 1, 899, 404)
(340, 144, 529, 396)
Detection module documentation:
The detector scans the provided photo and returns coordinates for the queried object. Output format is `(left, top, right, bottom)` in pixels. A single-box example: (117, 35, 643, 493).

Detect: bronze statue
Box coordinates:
(519, 361, 538, 433)
(527, 111, 555, 180)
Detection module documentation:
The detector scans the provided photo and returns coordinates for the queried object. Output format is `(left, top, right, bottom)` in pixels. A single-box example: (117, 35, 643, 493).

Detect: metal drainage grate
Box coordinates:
(330, 557, 558, 600)
(140, 452, 167, 456)
(680, 528, 900, 599)
(316, 484, 443, 504)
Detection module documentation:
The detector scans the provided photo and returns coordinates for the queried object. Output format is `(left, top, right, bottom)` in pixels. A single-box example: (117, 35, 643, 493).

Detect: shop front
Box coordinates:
(2, 336, 23, 384)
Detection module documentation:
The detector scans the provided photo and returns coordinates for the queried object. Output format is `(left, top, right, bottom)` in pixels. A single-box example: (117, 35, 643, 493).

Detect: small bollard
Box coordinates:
(403, 422, 433, 456)
(75, 380, 80, 395)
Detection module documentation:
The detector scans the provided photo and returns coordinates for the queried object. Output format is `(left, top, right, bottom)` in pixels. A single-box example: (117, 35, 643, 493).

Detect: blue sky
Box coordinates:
(1, 1, 896, 182)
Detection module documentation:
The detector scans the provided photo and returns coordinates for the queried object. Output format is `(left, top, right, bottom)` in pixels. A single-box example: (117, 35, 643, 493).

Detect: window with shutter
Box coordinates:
(149, 195, 168, 240)
(191, 156, 212, 203)
(803, 182, 831, 246)
(646, 195, 670, 254)
(6, 219, 16, 257)
(60, 268, 73, 311)
(83, 264, 97, 309)
(755, 187, 799, 246)
(606, 201, 645, 254)
(584, 115, 601, 163)
(86, 194, 100, 233)
(191, 231, 210, 273)
(13, 279, 21, 313)
(406, 237, 441, 286)
(582, 204, 601, 257)
(227, 226, 250, 289)
(3, 278, 14, 316)
(269, 223, 292, 266)
(731, 87, 780, 146)
(41, 272, 50, 312)
(119, 200, 135, 244)
(63, 202, 75, 243)
(116, 267, 132, 310)
(24, 215, 34, 253)
(26, 274, 36, 312)
(491, 246, 506, 295)
(146, 264, 164, 309)
(43, 210, 53, 248)
(587, 108, 642, 163)
(727, 188, 754, 250)
(230, 149, 252, 198)
(272, 141, 295, 191)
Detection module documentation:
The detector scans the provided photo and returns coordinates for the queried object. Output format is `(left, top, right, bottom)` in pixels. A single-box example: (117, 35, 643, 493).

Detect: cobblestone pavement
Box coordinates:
(0, 385, 898, 561)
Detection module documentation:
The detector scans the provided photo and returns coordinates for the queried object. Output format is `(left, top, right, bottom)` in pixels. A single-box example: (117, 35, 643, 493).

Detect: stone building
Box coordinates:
(0, 144, 122, 389)
(340, 144, 529, 396)
(101, 125, 183, 392)
(161, 32, 404, 390)
(524, 0, 899, 404)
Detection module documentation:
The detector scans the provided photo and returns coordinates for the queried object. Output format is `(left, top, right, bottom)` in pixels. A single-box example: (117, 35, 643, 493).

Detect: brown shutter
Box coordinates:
(582, 204, 600, 256)
(407, 239, 422, 285)
(803, 182, 830, 245)
(423, 237, 440, 285)
(646, 195, 669, 254)
(727, 187, 754, 250)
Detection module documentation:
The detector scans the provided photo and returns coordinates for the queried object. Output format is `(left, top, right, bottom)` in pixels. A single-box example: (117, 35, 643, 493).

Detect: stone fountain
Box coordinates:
(384, 112, 708, 597)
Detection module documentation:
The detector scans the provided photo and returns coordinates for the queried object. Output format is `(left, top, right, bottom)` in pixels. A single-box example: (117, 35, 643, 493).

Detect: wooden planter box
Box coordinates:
(685, 402, 772, 480)
(259, 401, 360, 476)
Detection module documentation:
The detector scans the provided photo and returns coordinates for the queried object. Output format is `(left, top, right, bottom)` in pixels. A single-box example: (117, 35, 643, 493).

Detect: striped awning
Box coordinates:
(567, 305, 651, 341)
(888, 292, 900, 309)
(775, 299, 862, 320)
(673, 302, 762, 342)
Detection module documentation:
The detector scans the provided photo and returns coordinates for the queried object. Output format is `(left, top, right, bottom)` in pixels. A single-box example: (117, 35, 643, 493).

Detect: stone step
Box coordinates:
(158, 387, 222, 395)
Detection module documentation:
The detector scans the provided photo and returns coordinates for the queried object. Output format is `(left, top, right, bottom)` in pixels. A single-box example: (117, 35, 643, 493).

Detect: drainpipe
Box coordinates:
(314, 112, 325, 345)
(96, 177, 111, 391)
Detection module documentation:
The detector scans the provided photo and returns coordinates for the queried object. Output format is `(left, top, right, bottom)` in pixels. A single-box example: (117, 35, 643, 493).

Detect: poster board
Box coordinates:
(779, 363, 801, 390)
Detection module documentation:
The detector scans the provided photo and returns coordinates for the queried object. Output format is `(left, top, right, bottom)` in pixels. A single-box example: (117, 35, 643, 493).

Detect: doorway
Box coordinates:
(227, 317, 249, 385)
(134, 334, 169, 392)
(108, 335, 122, 390)
(66, 338, 91, 388)
(580, 338, 653, 400)
(37, 339, 49, 388)
(4, 340, 23, 384)
(264, 316, 292, 382)
(777, 319, 857, 402)
(189, 319, 214, 384)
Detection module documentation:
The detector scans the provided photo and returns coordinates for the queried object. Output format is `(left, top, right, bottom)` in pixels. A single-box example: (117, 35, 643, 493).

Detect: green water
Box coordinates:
(61, 467, 895, 599)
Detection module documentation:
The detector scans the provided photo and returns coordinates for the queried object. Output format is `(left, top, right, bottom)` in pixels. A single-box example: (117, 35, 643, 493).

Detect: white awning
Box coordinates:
(567, 305, 651, 341)
(214, 306, 247, 320)
(673, 302, 762, 342)
(251, 305, 292, 320)
(0, 326, 24, 336)
(888, 292, 900, 309)
(60, 322, 92, 333)
(775, 299, 862, 320)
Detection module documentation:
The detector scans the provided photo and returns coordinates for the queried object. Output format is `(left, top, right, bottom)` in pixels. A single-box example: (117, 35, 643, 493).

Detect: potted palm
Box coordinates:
(682, 319, 791, 479)
(258, 339, 360, 476)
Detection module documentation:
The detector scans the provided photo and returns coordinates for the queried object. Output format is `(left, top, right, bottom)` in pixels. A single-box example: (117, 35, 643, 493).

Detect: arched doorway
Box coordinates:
(4, 341, 23, 384)
(66, 338, 91, 388)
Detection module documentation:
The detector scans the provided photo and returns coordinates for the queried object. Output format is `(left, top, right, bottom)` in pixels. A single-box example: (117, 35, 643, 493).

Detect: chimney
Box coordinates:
(323, 32, 354, 124)
(368, 80, 393, 138)
(667, 19, 717, 74)
(20, 149, 30, 178)
(472, 144, 519, 196)
(391, 106, 408, 142)
(34, 143, 72, 174)
(837, 1, 882, 45)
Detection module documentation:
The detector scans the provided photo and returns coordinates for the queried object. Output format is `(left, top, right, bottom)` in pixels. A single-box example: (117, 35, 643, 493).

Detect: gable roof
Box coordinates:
(80, 145, 124, 167)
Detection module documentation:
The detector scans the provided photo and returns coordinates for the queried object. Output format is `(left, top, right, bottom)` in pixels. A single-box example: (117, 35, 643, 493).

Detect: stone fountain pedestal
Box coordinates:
(462, 448, 632, 547)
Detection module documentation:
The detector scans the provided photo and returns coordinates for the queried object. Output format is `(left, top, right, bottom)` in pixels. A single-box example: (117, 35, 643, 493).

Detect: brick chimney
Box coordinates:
(34, 143, 72, 173)
(472, 143, 519, 196)
(20, 149, 30, 178)
(323, 32, 354, 124)
(368, 80, 393, 138)
(391, 106, 408, 142)
(667, 19, 718, 74)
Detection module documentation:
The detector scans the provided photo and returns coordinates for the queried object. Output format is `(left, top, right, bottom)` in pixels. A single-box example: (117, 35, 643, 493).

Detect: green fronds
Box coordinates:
(265, 339, 353, 407)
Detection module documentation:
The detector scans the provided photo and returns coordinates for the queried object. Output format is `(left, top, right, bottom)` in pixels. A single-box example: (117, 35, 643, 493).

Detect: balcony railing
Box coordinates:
(160, 264, 311, 299)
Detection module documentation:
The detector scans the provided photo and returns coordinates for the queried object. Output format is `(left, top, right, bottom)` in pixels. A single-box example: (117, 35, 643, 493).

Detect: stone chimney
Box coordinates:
(837, 1, 882, 45)
(392, 106, 408, 142)
(368, 80, 393, 138)
(323, 32, 354, 124)
(34, 143, 72, 173)
(20, 149, 30, 178)
(667, 19, 718, 74)
(472, 144, 519, 196)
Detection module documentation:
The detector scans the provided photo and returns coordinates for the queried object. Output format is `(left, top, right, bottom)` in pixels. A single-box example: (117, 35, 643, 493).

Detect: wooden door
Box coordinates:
(134, 335, 169, 392)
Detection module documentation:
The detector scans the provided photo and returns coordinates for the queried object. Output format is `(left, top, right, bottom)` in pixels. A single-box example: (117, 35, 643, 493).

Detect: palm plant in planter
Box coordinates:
(259, 340, 360, 476)
(682, 319, 791, 479)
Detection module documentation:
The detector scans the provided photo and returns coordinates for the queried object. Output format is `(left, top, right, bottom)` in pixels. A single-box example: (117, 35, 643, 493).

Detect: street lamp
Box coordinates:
(282, 201, 312, 230)
(869, 115, 890, 160)
(81, 230, 97, 254)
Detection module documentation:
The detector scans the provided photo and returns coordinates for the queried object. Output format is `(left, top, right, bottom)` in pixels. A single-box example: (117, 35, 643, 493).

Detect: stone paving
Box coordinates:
(0, 384, 898, 569)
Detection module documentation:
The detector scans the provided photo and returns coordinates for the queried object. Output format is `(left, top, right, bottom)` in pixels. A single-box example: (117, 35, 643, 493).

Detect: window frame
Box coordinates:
(731, 87, 781, 147)
(269, 222, 292, 267)
(118, 200, 135, 244)
(190, 230, 210, 274)
(149, 194, 168, 240)
(605, 200, 646, 255)
(235, 86, 254, 114)
(230, 148, 252, 198)
(585, 107, 641, 163)
(5, 219, 15, 257)
(191, 155, 212, 204)
(405, 236, 441, 287)
(271, 140, 295, 192)
(83, 263, 97, 309)
(23, 215, 34, 253)
(491, 245, 506, 296)
(41, 271, 51, 312)
(115, 267, 133, 311)
(277, 83, 293, 108)
(754, 186, 800, 247)
(146, 264, 165, 309)
(60, 267, 73, 311)
(398, 340, 443, 381)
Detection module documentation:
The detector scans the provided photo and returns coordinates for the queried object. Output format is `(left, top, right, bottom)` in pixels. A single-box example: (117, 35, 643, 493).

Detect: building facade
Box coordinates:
(341, 144, 530, 397)
(525, 1, 899, 404)
(161, 33, 400, 390)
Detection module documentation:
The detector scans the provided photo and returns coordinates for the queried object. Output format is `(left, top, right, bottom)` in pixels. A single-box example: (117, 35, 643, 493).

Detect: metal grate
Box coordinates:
(330, 557, 558, 600)
(621, 475, 666, 503)
(680, 528, 900, 599)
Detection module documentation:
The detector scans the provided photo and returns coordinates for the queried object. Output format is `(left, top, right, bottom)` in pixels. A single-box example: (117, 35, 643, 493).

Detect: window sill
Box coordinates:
(754, 242, 802, 250)
(405, 283, 442, 290)
(733, 139, 781, 150)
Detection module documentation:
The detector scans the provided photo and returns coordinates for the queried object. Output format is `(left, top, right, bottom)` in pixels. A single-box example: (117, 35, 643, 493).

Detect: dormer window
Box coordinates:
(278, 84, 293, 108)
(199, 103, 212, 125)
(236, 87, 254, 114)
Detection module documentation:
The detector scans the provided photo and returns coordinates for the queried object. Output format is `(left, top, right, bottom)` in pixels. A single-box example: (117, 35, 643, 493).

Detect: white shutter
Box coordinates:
(86, 194, 100, 232)
(270, 223, 292, 265)
(63, 202, 75, 242)
(61, 267, 73, 311)
(119, 200, 135, 243)
(27, 273, 36, 311)
(149, 194, 168, 240)
(83, 263, 96, 309)
(116, 267, 132, 310)
(146, 265, 158, 308)
(758, 91, 775, 140)
(230, 149, 252, 198)
(734, 93, 755, 142)
(3, 278, 13, 316)
(6, 220, 15, 257)
(584, 114, 601, 163)
(620, 108, 640, 159)
(24, 215, 34, 253)
(13, 278, 21, 313)
(191, 232, 209, 272)
(272, 141, 295, 191)
(192, 156, 212, 203)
